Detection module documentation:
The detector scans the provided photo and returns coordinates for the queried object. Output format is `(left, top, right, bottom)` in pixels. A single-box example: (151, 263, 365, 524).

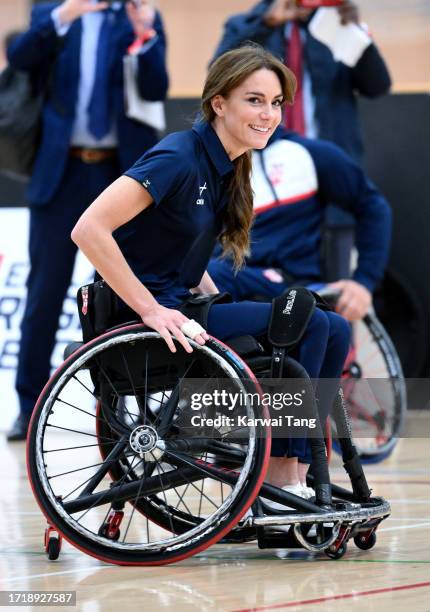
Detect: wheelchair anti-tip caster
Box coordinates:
(354, 530, 377, 550)
(44, 524, 62, 561)
(325, 541, 347, 560)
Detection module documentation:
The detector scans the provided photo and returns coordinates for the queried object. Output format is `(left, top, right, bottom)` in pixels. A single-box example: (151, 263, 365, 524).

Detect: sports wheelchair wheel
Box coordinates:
(27, 324, 271, 566)
(336, 312, 407, 463)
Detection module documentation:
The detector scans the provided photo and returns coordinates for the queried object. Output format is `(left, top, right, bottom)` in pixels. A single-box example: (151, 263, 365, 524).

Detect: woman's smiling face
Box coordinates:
(211, 68, 284, 159)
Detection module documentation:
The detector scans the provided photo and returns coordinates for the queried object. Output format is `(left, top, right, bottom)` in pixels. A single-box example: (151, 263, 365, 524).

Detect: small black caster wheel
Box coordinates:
(47, 537, 61, 560)
(325, 541, 347, 560)
(354, 532, 377, 550)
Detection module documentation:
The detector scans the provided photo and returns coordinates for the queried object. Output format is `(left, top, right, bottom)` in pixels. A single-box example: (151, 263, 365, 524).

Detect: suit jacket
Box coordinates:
(7, 2, 169, 206)
(212, 0, 391, 164)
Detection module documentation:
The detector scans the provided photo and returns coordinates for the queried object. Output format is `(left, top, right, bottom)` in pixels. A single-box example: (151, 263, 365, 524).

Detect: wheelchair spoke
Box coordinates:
(119, 457, 148, 542)
(164, 449, 239, 487)
(220, 426, 249, 438)
(56, 396, 112, 428)
(173, 482, 192, 514)
(96, 359, 122, 401)
(60, 455, 135, 502)
(154, 358, 197, 435)
(220, 481, 224, 505)
(72, 374, 97, 398)
(48, 461, 108, 480)
(119, 346, 147, 422)
(46, 423, 117, 442)
(154, 457, 220, 517)
(151, 460, 179, 534)
(154, 457, 194, 517)
(43, 443, 106, 453)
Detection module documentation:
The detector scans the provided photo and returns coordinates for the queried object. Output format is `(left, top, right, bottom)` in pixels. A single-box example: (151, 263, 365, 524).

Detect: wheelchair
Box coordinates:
(27, 305, 390, 566)
(316, 288, 407, 464)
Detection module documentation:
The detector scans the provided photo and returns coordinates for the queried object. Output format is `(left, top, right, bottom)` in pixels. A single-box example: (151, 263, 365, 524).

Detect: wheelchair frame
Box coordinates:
(27, 323, 390, 565)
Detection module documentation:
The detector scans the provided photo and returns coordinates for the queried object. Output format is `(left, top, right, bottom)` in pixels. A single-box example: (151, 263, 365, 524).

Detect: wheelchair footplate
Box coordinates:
(238, 495, 390, 559)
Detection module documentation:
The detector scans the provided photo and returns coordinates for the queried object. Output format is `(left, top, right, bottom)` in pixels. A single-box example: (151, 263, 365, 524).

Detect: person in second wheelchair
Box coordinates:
(208, 126, 392, 322)
(71, 44, 351, 507)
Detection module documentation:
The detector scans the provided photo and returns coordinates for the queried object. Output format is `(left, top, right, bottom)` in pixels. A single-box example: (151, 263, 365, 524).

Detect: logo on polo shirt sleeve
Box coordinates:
(142, 179, 151, 189)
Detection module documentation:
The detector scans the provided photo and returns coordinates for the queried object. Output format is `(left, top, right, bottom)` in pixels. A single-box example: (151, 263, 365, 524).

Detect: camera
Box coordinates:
(296, 0, 343, 7)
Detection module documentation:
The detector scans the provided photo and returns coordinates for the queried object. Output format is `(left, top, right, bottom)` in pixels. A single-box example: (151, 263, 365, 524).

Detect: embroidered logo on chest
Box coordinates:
(196, 182, 207, 205)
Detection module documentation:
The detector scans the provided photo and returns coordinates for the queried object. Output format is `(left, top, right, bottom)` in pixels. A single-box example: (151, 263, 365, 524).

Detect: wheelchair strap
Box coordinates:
(271, 346, 286, 378)
(179, 292, 233, 329)
(268, 287, 316, 348)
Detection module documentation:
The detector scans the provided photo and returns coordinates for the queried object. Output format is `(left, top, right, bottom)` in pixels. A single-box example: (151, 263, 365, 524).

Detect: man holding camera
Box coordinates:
(7, 0, 168, 441)
(212, 0, 391, 164)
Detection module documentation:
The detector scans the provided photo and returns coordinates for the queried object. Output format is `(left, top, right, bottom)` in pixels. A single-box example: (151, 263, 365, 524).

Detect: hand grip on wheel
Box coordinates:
(180, 319, 206, 340)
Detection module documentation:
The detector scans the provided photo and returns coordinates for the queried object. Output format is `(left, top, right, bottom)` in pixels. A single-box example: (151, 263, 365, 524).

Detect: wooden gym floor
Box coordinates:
(1, 436, 430, 611)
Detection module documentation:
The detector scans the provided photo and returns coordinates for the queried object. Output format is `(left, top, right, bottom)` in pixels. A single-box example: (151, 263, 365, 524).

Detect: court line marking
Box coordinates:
(3, 518, 430, 585)
(378, 521, 430, 533)
(232, 580, 430, 611)
(1, 565, 112, 585)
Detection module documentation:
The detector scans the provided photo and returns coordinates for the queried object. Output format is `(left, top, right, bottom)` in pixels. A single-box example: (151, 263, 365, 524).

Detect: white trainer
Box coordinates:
(300, 484, 315, 500)
(263, 483, 305, 512)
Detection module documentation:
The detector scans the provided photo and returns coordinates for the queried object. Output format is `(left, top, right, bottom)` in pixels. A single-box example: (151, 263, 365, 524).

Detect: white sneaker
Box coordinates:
(263, 483, 305, 512)
(300, 484, 315, 500)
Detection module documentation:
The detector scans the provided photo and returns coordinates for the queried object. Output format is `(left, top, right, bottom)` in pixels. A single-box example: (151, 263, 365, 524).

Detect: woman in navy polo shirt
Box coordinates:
(72, 45, 350, 504)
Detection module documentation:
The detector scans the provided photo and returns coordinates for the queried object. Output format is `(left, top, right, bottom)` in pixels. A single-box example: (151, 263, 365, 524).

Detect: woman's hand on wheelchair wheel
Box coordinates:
(140, 304, 208, 353)
(328, 280, 372, 321)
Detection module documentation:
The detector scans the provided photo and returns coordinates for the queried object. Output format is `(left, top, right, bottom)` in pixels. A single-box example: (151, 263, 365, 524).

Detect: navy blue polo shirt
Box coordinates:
(116, 121, 234, 307)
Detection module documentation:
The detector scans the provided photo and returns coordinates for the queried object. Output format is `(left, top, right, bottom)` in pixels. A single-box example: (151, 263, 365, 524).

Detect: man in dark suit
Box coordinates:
(7, 0, 168, 440)
(212, 0, 391, 164)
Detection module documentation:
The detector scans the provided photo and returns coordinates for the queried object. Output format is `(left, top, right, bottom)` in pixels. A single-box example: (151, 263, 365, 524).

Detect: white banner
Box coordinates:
(0, 208, 93, 431)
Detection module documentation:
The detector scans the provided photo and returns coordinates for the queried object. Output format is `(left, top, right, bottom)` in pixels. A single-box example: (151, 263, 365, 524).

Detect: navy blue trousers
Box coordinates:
(16, 157, 120, 417)
(207, 301, 350, 461)
(208, 259, 291, 301)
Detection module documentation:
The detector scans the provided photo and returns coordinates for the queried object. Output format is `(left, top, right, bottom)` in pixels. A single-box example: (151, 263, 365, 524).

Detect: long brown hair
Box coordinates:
(201, 44, 296, 269)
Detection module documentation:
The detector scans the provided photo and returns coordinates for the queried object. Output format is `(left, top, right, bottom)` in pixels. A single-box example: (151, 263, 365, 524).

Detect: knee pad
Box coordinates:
(268, 287, 316, 348)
